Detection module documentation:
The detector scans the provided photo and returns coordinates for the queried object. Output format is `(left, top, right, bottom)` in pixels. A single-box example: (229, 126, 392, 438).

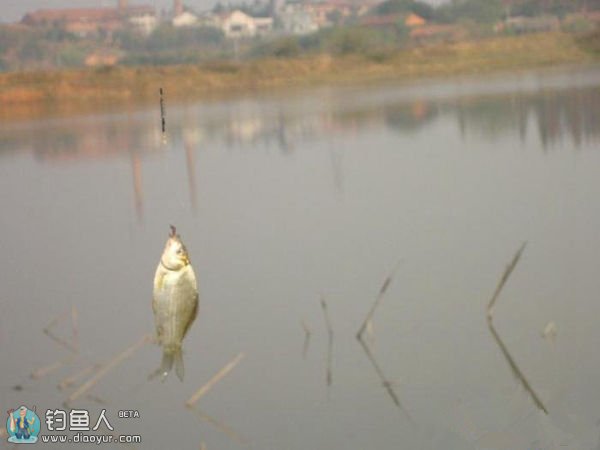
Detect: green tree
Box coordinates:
(326, 10, 343, 25)
(57, 44, 86, 67)
(19, 39, 43, 61)
(327, 27, 375, 54)
(433, 0, 504, 23)
(44, 25, 76, 42)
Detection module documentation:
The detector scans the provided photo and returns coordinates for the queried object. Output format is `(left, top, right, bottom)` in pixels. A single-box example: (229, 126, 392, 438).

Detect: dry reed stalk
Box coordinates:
(320, 298, 334, 386)
(57, 364, 102, 391)
(486, 243, 548, 414)
(357, 335, 414, 424)
(301, 320, 311, 359)
(65, 334, 152, 405)
(488, 321, 548, 414)
(185, 353, 244, 407)
(189, 407, 247, 445)
(31, 351, 78, 380)
(43, 307, 79, 354)
(486, 242, 527, 320)
(357, 261, 401, 339)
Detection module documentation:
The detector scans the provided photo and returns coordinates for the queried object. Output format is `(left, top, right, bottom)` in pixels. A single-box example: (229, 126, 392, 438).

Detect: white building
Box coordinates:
(172, 11, 199, 27)
(279, 5, 319, 35)
(129, 12, 158, 35)
(220, 10, 273, 38)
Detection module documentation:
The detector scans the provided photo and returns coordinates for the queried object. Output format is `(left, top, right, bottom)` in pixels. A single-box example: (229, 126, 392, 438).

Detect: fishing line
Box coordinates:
(159, 87, 189, 214)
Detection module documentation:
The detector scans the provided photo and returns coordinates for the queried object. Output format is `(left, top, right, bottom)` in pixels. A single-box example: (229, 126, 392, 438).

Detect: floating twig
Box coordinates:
(185, 353, 244, 408)
(320, 297, 334, 387)
(31, 359, 68, 380)
(65, 334, 152, 406)
(486, 243, 548, 415)
(357, 261, 401, 339)
(301, 320, 311, 360)
(189, 407, 247, 445)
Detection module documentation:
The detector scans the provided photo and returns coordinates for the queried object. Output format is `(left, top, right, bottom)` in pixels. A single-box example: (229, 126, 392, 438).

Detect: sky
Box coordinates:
(0, 0, 207, 23)
(0, 0, 447, 24)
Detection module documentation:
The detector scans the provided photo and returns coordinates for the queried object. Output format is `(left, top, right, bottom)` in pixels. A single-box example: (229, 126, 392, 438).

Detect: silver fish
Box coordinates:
(151, 225, 198, 381)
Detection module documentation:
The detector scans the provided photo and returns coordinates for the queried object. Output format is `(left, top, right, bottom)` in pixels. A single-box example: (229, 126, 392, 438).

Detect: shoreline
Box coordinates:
(0, 32, 597, 120)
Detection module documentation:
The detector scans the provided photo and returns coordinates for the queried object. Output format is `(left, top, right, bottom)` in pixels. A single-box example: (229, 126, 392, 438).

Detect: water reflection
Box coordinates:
(1, 72, 599, 163)
(1, 71, 598, 224)
(452, 88, 600, 150)
(2, 68, 600, 449)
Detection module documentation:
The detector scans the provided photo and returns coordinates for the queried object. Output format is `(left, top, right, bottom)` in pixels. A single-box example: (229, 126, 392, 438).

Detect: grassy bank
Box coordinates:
(0, 32, 597, 118)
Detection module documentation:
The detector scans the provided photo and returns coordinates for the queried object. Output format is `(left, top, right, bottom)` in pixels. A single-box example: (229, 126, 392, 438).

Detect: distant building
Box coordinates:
(219, 10, 273, 38)
(20, 1, 156, 36)
(303, 1, 355, 27)
(404, 13, 425, 27)
(173, 11, 199, 27)
(129, 13, 158, 35)
(279, 5, 319, 35)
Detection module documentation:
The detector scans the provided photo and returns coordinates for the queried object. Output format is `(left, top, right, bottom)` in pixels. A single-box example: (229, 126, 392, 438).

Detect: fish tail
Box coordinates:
(149, 349, 176, 382)
(174, 348, 184, 382)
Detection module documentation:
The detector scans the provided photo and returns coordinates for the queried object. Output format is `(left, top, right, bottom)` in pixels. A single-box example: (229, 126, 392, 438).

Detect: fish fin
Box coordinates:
(148, 350, 175, 382)
(174, 349, 184, 382)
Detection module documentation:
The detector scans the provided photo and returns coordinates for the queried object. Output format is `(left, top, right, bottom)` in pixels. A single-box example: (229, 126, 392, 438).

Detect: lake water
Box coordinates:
(1, 66, 600, 450)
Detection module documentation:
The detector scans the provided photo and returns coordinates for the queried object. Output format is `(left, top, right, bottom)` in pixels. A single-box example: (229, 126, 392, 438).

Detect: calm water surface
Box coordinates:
(1, 66, 600, 450)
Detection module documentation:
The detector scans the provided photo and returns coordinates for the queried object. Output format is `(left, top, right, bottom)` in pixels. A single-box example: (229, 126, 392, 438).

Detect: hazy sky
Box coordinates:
(1, 0, 211, 23)
(1, 0, 446, 24)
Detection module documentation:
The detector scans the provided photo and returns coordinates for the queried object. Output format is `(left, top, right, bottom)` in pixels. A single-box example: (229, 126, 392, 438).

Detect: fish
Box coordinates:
(150, 225, 199, 382)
